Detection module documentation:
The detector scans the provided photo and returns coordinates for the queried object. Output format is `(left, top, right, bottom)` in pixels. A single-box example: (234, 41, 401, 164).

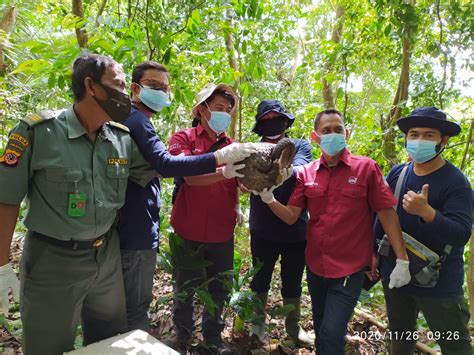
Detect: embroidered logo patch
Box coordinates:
(9, 133, 29, 150)
(0, 149, 21, 167)
(348, 176, 358, 184)
(107, 158, 128, 165)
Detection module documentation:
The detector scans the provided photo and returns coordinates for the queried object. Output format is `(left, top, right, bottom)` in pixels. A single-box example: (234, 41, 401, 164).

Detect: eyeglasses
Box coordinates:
(140, 79, 170, 92)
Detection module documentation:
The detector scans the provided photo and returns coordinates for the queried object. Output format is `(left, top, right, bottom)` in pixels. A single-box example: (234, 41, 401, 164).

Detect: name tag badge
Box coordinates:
(68, 193, 86, 217)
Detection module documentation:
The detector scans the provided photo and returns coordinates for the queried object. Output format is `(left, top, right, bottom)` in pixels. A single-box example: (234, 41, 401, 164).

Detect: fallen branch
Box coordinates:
(354, 308, 440, 355)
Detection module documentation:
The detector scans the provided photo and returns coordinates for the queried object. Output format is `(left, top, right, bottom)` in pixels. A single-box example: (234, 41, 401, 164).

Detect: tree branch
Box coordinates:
(95, 0, 108, 27)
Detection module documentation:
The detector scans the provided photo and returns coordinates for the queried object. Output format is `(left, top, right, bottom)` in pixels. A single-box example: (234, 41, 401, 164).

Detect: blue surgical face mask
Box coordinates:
(406, 139, 442, 163)
(318, 133, 346, 156)
(205, 103, 231, 134)
(138, 85, 171, 113)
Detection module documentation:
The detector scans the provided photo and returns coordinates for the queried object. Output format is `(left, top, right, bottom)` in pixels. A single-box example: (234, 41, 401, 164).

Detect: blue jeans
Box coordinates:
(121, 248, 157, 332)
(307, 268, 365, 355)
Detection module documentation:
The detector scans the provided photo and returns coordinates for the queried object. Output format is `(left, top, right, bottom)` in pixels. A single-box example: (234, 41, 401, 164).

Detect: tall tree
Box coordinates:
(380, 0, 418, 167)
(322, 4, 344, 109)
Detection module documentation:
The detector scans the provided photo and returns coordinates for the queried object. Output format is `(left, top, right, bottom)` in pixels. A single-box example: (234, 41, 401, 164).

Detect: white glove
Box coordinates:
(235, 204, 245, 226)
(222, 163, 245, 179)
(0, 263, 20, 315)
(389, 259, 411, 289)
(214, 143, 257, 165)
(257, 186, 277, 204)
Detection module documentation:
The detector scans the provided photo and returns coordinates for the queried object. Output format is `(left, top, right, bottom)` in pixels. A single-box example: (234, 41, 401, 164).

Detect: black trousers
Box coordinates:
(250, 234, 306, 298)
(171, 235, 234, 345)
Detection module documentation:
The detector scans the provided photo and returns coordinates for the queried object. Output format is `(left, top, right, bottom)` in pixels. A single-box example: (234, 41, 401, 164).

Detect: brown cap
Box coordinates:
(191, 83, 237, 119)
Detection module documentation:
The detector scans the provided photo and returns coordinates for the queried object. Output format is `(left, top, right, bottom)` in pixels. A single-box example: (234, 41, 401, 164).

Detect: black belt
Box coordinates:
(31, 231, 108, 250)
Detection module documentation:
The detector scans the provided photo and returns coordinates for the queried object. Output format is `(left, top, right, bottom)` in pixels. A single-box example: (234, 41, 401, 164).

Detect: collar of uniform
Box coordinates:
(66, 106, 88, 139)
(100, 124, 117, 142)
(196, 123, 227, 140)
(319, 148, 352, 169)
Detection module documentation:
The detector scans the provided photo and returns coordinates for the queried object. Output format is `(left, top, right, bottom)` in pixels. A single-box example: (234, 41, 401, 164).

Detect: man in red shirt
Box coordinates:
(167, 83, 244, 353)
(255, 109, 411, 355)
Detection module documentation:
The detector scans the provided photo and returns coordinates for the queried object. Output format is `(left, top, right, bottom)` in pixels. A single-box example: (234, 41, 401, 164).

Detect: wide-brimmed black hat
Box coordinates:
(397, 106, 461, 136)
(252, 99, 295, 134)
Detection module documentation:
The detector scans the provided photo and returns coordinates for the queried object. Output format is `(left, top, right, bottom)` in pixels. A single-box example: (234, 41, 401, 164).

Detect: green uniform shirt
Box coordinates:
(0, 106, 155, 241)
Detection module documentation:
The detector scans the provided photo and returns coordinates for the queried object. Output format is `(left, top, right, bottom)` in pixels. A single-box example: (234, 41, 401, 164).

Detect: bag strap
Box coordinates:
(393, 163, 410, 211)
(393, 162, 452, 259)
(207, 136, 228, 154)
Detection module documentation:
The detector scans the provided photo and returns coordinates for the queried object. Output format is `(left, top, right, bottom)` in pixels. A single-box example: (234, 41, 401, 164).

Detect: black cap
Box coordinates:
(397, 106, 461, 137)
(252, 99, 295, 134)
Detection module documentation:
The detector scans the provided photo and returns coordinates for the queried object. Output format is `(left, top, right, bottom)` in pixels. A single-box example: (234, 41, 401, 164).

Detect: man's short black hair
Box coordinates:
(72, 54, 117, 101)
(314, 108, 344, 130)
(204, 89, 236, 108)
(131, 61, 169, 84)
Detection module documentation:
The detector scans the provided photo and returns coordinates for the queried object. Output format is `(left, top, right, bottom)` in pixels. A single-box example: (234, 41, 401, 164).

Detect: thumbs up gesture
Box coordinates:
(402, 184, 435, 222)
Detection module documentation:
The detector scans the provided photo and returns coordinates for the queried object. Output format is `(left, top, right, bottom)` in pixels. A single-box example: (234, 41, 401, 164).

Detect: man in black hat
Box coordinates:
(374, 106, 473, 354)
(244, 99, 314, 345)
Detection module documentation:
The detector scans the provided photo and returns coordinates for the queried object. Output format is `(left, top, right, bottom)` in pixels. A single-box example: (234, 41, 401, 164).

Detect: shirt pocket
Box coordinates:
(105, 164, 129, 206)
(43, 168, 83, 206)
(304, 185, 326, 216)
(340, 186, 368, 209)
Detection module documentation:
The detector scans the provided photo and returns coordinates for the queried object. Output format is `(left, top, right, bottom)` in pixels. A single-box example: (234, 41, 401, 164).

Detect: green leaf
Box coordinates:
(270, 304, 295, 318)
(196, 288, 217, 316)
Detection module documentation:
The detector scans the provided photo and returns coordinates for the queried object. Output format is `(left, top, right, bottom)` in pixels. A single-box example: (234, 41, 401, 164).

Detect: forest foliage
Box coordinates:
(0, 0, 473, 351)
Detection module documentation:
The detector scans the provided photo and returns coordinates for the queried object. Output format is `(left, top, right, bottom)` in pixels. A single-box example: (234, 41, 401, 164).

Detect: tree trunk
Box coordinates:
(224, 7, 240, 140)
(460, 118, 473, 171)
(468, 231, 474, 324)
(322, 5, 344, 109)
(72, 0, 88, 48)
(381, 0, 416, 168)
(0, 6, 17, 75)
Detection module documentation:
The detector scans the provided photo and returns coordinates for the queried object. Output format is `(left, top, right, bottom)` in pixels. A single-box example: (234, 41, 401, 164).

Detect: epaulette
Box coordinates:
(20, 110, 62, 127)
(107, 121, 130, 133)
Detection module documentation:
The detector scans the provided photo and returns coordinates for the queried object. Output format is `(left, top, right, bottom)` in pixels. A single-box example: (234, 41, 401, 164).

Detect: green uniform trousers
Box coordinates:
(383, 283, 472, 355)
(20, 228, 127, 355)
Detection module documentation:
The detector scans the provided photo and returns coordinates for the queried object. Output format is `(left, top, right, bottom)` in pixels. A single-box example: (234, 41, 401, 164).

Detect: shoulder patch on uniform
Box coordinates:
(107, 121, 130, 133)
(21, 110, 61, 127)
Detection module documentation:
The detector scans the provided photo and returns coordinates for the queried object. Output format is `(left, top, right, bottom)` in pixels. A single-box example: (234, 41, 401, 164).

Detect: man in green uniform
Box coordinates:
(0, 54, 253, 355)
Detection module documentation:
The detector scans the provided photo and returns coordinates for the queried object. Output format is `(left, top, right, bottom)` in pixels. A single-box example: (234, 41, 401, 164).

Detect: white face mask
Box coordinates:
(205, 102, 231, 134)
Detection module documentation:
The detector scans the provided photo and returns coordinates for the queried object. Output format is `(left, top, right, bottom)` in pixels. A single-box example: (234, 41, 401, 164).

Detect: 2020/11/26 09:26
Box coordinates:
(353, 330, 460, 341)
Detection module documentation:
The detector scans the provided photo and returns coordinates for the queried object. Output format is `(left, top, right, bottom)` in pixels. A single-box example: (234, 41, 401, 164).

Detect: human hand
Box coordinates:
(214, 143, 257, 165)
(388, 259, 411, 289)
(222, 163, 245, 179)
(366, 254, 380, 282)
(235, 204, 245, 226)
(402, 184, 430, 216)
(0, 263, 20, 315)
(258, 186, 277, 204)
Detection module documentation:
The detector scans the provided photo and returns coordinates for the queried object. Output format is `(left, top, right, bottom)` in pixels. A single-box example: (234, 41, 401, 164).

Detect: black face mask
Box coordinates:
(257, 116, 288, 137)
(93, 82, 131, 123)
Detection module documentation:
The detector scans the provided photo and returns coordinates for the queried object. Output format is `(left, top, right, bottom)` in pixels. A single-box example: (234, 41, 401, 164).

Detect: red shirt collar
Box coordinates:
(319, 148, 352, 169)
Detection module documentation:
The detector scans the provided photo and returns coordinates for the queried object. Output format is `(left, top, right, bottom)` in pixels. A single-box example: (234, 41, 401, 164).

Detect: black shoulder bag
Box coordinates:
(377, 163, 452, 288)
